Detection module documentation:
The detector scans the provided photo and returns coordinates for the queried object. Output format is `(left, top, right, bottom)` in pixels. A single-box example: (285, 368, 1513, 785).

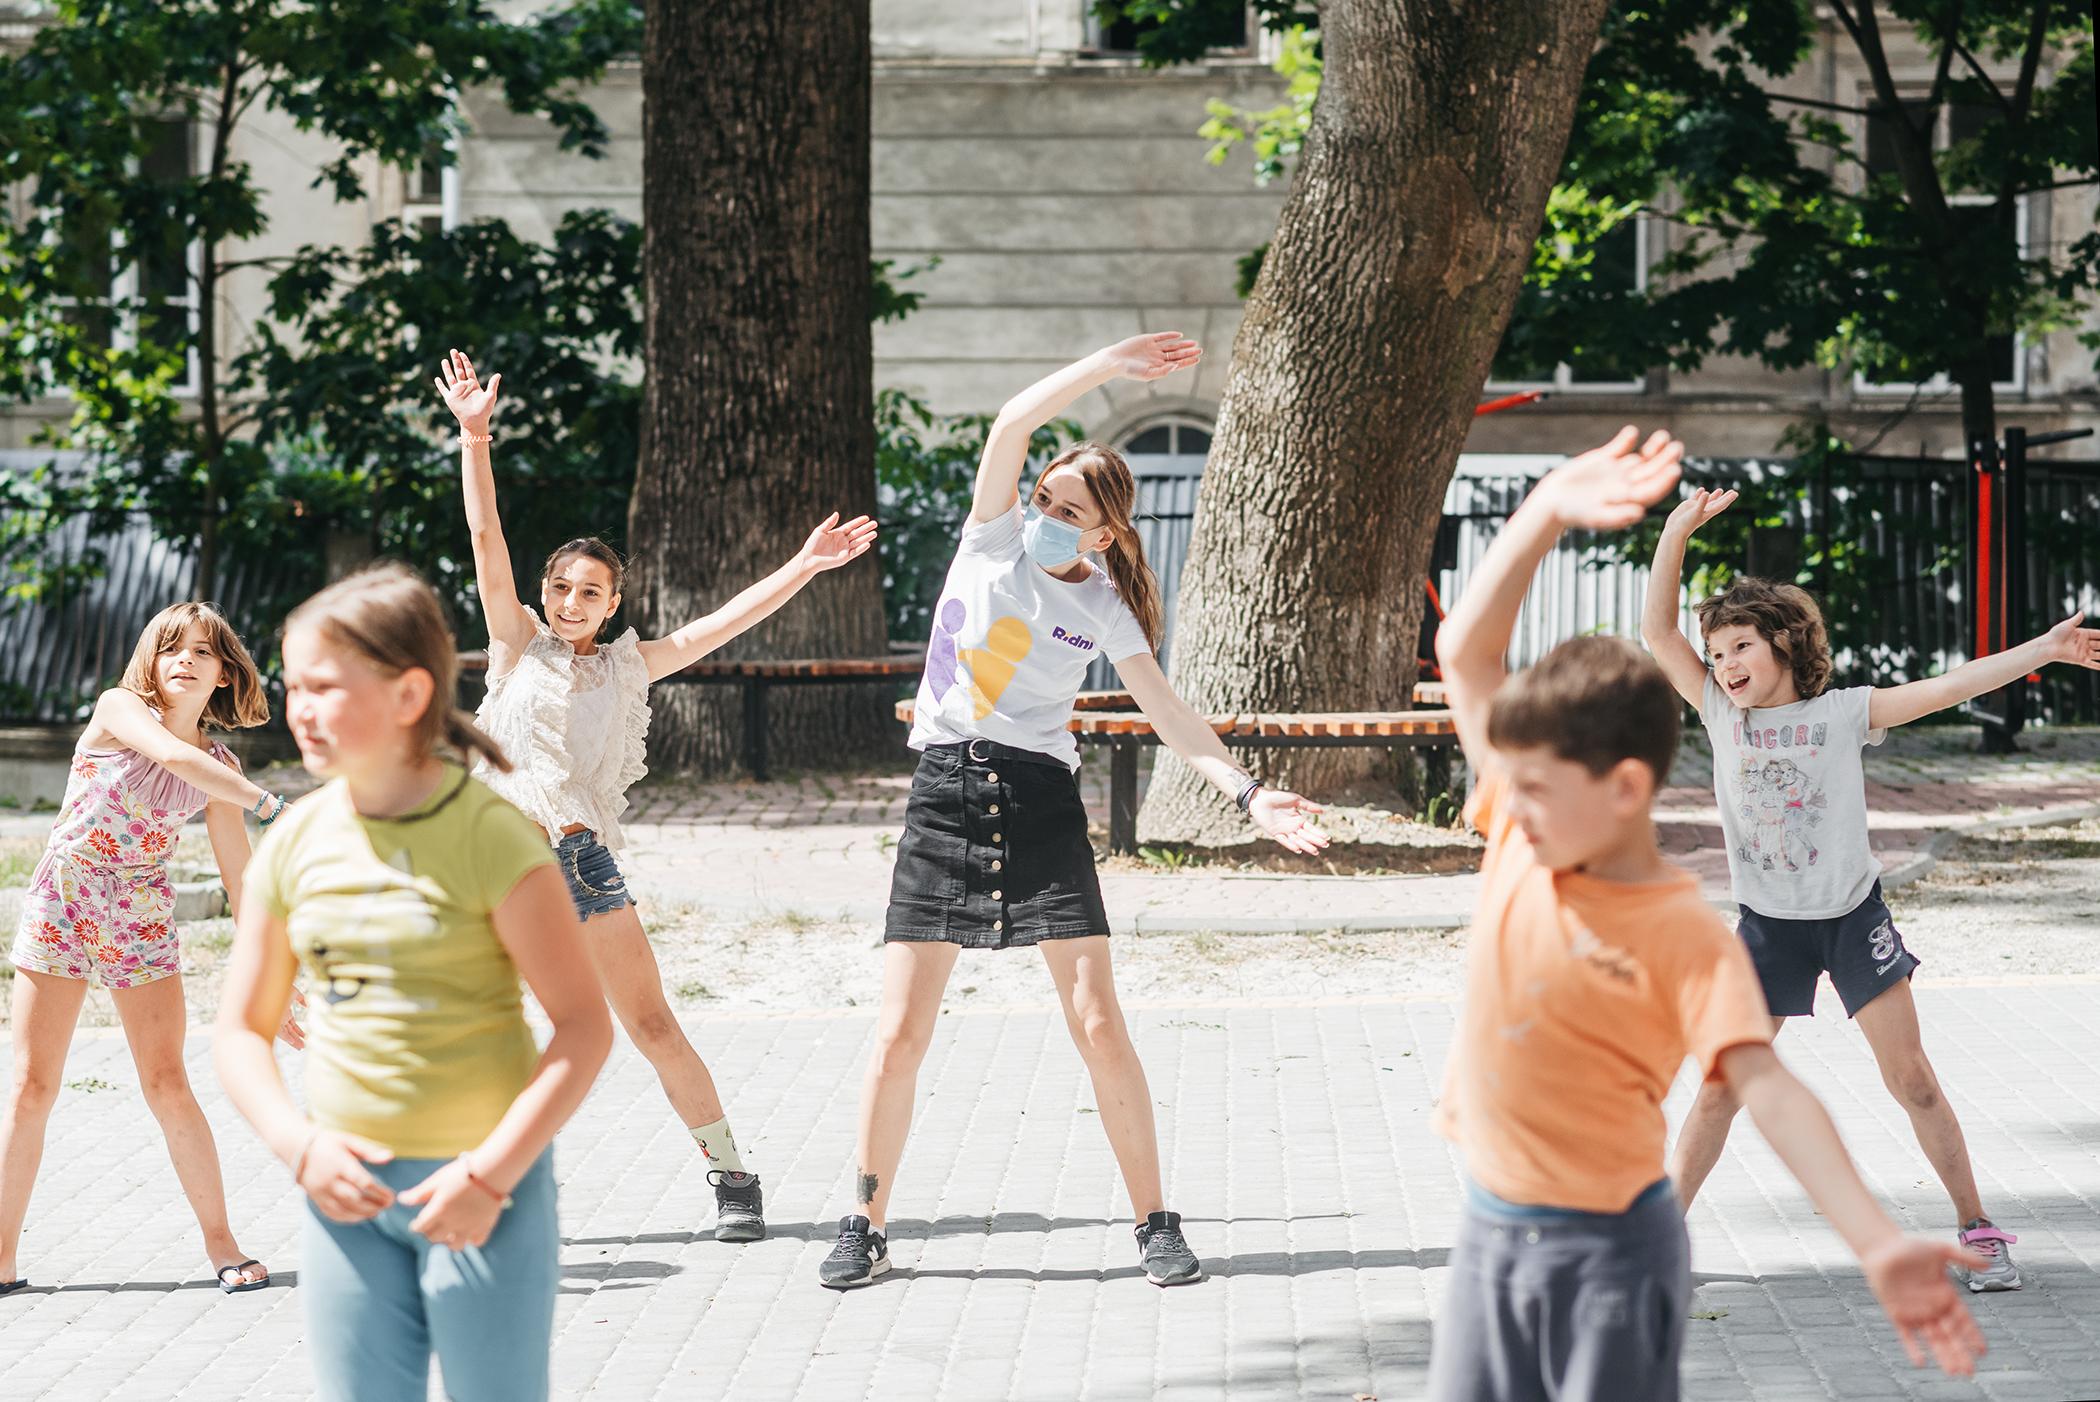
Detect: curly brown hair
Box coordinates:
(1694, 576, 1834, 700)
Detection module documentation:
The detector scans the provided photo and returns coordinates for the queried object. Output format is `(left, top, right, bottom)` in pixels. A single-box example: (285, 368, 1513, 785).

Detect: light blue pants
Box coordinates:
(302, 1150, 559, 1402)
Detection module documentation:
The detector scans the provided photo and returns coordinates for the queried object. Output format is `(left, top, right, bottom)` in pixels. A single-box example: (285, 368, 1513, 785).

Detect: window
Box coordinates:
(404, 142, 458, 237)
(58, 119, 197, 394)
(1487, 217, 1648, 392)
(1086, 4, 1251, 57)
(1854, 98, 2026, 395)
(1121, 420, 1212, 457)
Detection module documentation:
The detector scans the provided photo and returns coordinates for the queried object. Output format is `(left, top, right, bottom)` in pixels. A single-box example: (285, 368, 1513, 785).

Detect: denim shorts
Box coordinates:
(555, 829, 635, 921)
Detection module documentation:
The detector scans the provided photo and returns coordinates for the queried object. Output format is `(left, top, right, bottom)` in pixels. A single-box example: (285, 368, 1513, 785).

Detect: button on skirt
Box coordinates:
(884, 740, 1110, 948)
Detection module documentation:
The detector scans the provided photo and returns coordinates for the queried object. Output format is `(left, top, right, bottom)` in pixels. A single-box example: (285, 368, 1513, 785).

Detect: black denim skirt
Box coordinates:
(884, 739, 1110, 948)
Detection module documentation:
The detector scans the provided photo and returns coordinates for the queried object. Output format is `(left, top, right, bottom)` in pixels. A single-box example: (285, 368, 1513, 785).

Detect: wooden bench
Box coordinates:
(461, 652, 922, 781)
(892, 697, 1459, 855)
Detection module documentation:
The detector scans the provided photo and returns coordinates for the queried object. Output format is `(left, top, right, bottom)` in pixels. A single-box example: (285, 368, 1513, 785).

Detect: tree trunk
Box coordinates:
(629, 0, 889, 774)
(1138, 0, 1612, 843)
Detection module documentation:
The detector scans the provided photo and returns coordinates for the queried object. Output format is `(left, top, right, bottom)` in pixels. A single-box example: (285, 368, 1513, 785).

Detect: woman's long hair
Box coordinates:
(1043, 441, 1163, 652)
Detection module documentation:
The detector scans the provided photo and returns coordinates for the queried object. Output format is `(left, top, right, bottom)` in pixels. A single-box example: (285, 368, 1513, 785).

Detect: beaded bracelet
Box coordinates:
(458, 431, 494, 447)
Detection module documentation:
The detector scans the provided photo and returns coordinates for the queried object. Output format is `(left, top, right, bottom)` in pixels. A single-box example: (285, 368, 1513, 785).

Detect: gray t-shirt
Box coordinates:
(907, 504, 1151, 770)
(1698, 677, 1887, 920)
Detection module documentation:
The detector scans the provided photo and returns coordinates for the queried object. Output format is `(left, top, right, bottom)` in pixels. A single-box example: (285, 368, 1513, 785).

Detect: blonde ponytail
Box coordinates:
(286, 564, 512, 771)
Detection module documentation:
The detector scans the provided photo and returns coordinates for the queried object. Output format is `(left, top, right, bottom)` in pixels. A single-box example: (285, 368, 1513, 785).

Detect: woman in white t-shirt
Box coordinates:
(817, 334, 1329, 1292)
(434, 350, 877, 1245)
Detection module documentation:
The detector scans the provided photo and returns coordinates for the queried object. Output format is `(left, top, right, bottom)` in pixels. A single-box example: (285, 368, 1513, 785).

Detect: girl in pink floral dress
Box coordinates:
(2, 603, 295, 1297)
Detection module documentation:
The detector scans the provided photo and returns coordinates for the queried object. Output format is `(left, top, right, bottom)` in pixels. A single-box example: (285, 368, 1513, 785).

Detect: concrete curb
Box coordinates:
(1874, 799, 2100, 892)
(1116, 798, 2100, 935)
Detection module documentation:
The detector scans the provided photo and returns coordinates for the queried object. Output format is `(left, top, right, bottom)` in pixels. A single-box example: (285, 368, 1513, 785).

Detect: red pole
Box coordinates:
(1473, 389, 1548, 417)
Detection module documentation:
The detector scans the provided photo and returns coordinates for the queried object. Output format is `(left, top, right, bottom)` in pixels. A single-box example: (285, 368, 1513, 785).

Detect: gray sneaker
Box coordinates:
(1136, 1210, 1204, 1287)
(710, 1170, 765, 1243)
(819, 1215, 891, 1289)
(1958, 1219, 2021, 1292)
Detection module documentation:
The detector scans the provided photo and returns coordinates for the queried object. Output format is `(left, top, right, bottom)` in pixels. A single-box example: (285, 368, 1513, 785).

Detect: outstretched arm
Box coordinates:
(90, 689, 278, 815)
(634, 513, 878, 683)
(1868, 611, 2100, 730)
(1642, 487, 1737, 707)
(1117, 653, 1328, 854)
(969, 333, 1201, 524)
(435, 349, 534, 659)
(1437, 427, 1686, 776)
(1721, 1043, 1988, 1376)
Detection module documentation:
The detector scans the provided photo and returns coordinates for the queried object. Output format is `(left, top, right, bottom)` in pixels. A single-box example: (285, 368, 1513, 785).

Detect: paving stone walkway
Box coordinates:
(3, 982, 2098, 1400)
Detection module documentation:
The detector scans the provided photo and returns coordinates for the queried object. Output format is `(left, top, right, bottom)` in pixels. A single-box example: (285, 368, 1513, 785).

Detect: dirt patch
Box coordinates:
(1889, 814, 2100, 982)
(1098, 800, 1481, 877)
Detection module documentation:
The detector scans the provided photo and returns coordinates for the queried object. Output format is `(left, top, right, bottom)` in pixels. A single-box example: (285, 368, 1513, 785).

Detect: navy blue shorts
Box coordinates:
(1736, 881, 1918, 1018)
(554, 829, 636, 921)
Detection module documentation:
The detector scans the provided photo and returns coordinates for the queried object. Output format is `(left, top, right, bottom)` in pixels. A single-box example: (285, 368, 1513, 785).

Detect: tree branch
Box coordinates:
(2010, 0, 2049, 123)
(1764, 91, 1874, 117)
(1950, 41, 2012, 111)
(1926, 1, 1963, 109)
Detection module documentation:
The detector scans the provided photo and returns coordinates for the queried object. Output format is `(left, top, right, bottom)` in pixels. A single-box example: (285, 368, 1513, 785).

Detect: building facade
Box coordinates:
(5, 2, 2095, 464)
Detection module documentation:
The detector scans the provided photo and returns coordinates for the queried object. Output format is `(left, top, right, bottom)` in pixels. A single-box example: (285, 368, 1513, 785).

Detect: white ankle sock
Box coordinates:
(689, 1117, 748, 1174)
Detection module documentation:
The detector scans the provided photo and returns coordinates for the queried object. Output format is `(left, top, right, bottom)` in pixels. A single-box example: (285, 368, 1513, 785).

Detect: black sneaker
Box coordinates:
(710, 1170, 766, 1243)
(818, 1214, 891, 1289)
(1136, 1210, 1203, 1286)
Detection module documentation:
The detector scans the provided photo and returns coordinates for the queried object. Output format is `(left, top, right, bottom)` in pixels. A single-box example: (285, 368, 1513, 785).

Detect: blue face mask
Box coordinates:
(1022, 507, 1087, 569)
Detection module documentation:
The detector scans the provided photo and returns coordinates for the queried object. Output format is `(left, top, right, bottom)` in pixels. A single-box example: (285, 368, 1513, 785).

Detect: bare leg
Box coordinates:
(852, 941, 959, 1231)
(109, 976, 265, 1285)
(0, 970, 88, 1282)
(580, 904, 727, 1128)
(1669, 1014, 1787, 1212)
(1853, 980, 1985, 1226)
(1040, 937, 1163, 1223)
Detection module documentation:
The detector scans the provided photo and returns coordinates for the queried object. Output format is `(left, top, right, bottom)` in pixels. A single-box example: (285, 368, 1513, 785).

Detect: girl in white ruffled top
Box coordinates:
(436, 350, 876, 1243)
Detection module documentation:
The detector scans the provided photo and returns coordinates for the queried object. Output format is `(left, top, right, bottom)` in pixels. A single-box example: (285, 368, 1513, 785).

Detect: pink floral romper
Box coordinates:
(8, 739, 236, 989)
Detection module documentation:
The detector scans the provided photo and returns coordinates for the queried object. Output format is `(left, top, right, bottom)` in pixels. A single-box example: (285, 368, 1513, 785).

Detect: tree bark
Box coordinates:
(630, 0, 889, 774)
(1138, 0, 1613, 843)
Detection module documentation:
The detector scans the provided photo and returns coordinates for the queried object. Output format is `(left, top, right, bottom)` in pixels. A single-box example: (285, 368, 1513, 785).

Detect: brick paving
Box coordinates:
(4, 983, 2099, 1400)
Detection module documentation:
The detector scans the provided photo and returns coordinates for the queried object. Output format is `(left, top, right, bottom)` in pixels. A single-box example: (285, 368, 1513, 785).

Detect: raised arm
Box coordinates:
(634, 512, 878, 683)
(1867, 610, 2100, 731)
(435, 349, 534, 658)
(1436, 427, 1686, 775)
(969, 333, 1201, 524)
(91, 689, 278, 816)
(1116, 653, 1327, 854)
(1720, 1042, 1987, 1376)
(1642, 487, 1737, 707)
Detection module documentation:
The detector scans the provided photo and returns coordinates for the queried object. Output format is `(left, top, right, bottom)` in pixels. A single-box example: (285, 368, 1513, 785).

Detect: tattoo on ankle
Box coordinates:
(857, 1171, 879, 1205)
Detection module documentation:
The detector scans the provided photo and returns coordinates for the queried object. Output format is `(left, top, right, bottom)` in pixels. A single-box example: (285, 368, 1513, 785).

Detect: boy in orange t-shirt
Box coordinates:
(1427, 428, 1985, 1402)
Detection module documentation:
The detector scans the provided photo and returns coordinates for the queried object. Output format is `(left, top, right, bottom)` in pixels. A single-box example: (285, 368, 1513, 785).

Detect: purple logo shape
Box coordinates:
(926, 597, 966, 698)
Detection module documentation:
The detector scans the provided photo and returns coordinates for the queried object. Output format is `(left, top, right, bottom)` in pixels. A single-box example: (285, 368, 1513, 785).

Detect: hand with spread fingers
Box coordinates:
(796, 511, 880, 574)
(1250, 788, 1329, 855)
(1861, 1234, 1990, 1376)
(1661, 484, 1738, 540)
(1534, 426, 1687, 531)
(434, 348, 501, 435)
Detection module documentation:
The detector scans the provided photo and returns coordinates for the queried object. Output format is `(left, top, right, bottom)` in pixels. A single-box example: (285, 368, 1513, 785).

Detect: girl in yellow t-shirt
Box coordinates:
(214, 566, 611, 1402)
